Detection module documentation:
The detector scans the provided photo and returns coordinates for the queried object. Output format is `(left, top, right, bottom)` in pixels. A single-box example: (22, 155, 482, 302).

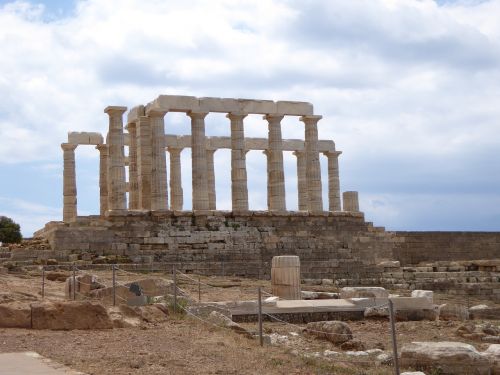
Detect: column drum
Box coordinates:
(271, 256, 301, 300)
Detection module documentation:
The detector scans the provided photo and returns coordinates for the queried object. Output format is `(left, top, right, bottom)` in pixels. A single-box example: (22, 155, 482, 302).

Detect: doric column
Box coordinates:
(262, 150, 270, 210)
(188, 111, 209, 210)
(300, 115, 323, 212)
(104, 106, 127, 211)
(343, 191, 359, 212)
(125, 122, 139, 210)
(136, 116, 152, 210)
(147, 110, 168, 210)
(227, 113, 249, 211)
(293, 151, 307, 211)
(95, 144, 108, 216)
(264, 114, 286, 211)
(168, 147, 183, 211)
(323, 151, 342, 211)
(206, 149, 217, 210)
(61, 143, 77, 222)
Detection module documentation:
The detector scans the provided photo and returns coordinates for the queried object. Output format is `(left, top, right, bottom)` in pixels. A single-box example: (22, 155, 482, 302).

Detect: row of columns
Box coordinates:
(62, 107, 345, 221)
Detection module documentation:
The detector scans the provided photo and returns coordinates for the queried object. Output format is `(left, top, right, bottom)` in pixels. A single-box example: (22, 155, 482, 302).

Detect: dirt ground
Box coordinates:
(0, 268, 499, 374)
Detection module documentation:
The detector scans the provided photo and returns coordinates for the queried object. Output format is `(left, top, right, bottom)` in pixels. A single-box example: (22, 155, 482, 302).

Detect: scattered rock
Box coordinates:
(340, 287, 389, 299)
(187, 304, 232, 319)
(439, 304, 469, 321)
(483, 336, 500, 344)
(470, 305, 500, 320)
(345, 351, 368, 356)
(366, 348, 384, 355)
(45, 271, 69, 282)
(482, 344, 500, 375)
(207, 311, 252, 338)
(0, 302, 31, 328)
(306, 321, 353, 344)
(124, 278, 173, 297)
(364, 306, 389, 319)
(400, 341, 490, 374)
(340, 339, 366, 351)
(31, 301, 113, 330)
(323, 350, 340, 357)
(376, 353, 392, 365)
(411, 290, 434, 303)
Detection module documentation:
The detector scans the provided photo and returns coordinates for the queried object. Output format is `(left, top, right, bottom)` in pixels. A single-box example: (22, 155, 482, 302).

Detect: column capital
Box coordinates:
(299, 114, 322, 124)
(263, 114, 284, 123)
(95, 144, 108, 152)
(125, 122, 137, 131)
(226, 112, 247, 120)
(167, 147, 184, 154)
(61, 143, 77, 152)
(323, 150, 342, 158)
(292, 150, 305, 157)
(187, 111, 208, 120)
(206, 148, 217, 154)
(146, 108, 168, 118)
(104, 106, 127, 116)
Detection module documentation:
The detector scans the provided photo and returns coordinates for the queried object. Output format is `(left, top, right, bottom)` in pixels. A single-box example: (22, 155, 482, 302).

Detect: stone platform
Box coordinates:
(0, 352, 85, 374)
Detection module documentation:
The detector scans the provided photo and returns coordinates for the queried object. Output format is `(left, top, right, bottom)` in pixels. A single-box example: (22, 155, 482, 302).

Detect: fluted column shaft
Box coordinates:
(104, 106, 127, 210)
(136, 116, 152, 210)
(95, 144, 108, 216)
(227, 113, 249, 211)
(301, 115, 323, 212)
(148, 110, 168, 210)
(264, 114, 286, 211)
(206, 149, 216, 210)
(168, 147, 183, 210)
(126, 122, 139, 210)
(62, 143, 77, 222)
(188, 111, 209, 210)
(324, 151, 342, 211)
(293, 151, 307, 211)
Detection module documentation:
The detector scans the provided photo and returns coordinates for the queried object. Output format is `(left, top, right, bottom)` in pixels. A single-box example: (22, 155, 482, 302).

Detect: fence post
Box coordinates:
(112, 264, 116, 307)
(198, 276, 201, 303)
(41, 267, 45, 299)
(258, 286, 263, 346)
(72, 263, 76, 301)
(388, 299, 400, 375)
(173, 265, 177, 315)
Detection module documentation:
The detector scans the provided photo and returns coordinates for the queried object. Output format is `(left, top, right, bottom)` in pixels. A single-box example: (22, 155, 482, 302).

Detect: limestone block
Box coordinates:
(411, 290, 434, 303)
(150, 94, 199, 112)
(127, 105, 145, 124)
(483, 344, 500, 375)
(400, 341, 490, 375)
(390, 297, 434, 310)
(276, 101, 313, 116)
(237, 99, 276, 114)
(199, 97, 238, 112)
(340, 287, 389, 299)
(271, 256, 301, 300)
(88, 133, 104, 145)
(68, 132, 89, 144)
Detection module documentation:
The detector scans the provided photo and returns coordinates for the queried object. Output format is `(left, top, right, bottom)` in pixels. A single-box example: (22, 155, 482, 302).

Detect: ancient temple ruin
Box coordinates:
(61, 95, 357, 220)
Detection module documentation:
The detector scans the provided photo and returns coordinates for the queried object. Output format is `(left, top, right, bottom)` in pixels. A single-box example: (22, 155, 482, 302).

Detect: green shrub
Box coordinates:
(0, 216, 22, 244)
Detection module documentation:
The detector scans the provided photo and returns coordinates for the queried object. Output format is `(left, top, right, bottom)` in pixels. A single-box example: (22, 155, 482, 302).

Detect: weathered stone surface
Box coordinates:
(340, 287, 389, 299)
(124, 278, 173, 297)
(31, 301, 113, 330)
(411, 290, 434, 303)
(470, 305, 500, 320)
(364, 306, 389, 319)
(482, 344, 500, 375)
(0, 302, 31, 328)
(306, 321, 353, 344)
(207, 311, 251, 337)
(439, 304, 469, 321)
(400, 341, 490, 375)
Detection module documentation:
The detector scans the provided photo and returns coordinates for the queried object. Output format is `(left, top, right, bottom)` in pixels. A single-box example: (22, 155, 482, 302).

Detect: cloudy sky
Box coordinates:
(1, 0, 499, 236)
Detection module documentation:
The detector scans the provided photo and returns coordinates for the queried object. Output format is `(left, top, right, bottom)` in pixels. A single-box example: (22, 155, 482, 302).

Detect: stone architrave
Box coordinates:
(188, 111, 209, 210)
(323, 151, 342, 211)
(61, 143, 77, 222)
(206, 149, 216, 210)
(148, 110, 168, 210)
(125, 122, 139, 210)
(168, 148, 183, 210)
(136, 116, 152, 210)
(300, 115, 323, 212)
(95, 144, 108, 215)
(264, 114, 286, 211)
(227, 113, 249, 211)
(293, 151, 307, 211)
(104, 106, 127, 210)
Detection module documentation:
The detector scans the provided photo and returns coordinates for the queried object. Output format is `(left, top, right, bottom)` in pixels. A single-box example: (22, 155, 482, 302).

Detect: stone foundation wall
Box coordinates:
(393, 231, 500, 266)
(37, 211, 395, 280)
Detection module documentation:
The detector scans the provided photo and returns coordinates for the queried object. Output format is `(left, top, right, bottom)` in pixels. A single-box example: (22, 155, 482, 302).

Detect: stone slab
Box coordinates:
(0, 352, 86, 374)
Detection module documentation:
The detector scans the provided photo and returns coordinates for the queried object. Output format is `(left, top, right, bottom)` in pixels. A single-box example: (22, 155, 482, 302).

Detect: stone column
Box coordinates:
(323, 151, 342, 211)
(206, 148, 216, 210)
(262, 150, 270, 210)
(227, 113, 249, 211)
(343, 191, 359, 212)
(136, 116, 152, 210)
(126, 122, 139, 210)
(300, 115, 323, 212)
(188, 111, 209, 210)
(148, 110, 168, 210)
(95, 144, 108, 216)
(293, 151, 307, 211)
(168, 147, 183, 210)
(104, 106, 127, 211)
(61, 143, 77, 222)
(264, 114, 286, 211)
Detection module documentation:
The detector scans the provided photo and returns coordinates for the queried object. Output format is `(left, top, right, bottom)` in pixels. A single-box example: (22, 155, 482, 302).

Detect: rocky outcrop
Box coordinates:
(306, 321, 353, 344)
(400, 341, 490, 375)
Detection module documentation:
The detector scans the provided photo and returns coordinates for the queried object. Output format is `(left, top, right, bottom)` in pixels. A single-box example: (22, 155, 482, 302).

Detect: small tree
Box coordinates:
(0, 216, 22, 244)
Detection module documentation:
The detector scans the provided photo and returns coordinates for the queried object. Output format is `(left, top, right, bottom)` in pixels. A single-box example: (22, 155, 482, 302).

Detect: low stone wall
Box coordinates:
(393, 231, 500, 266)
(37, 210, 395, 280)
